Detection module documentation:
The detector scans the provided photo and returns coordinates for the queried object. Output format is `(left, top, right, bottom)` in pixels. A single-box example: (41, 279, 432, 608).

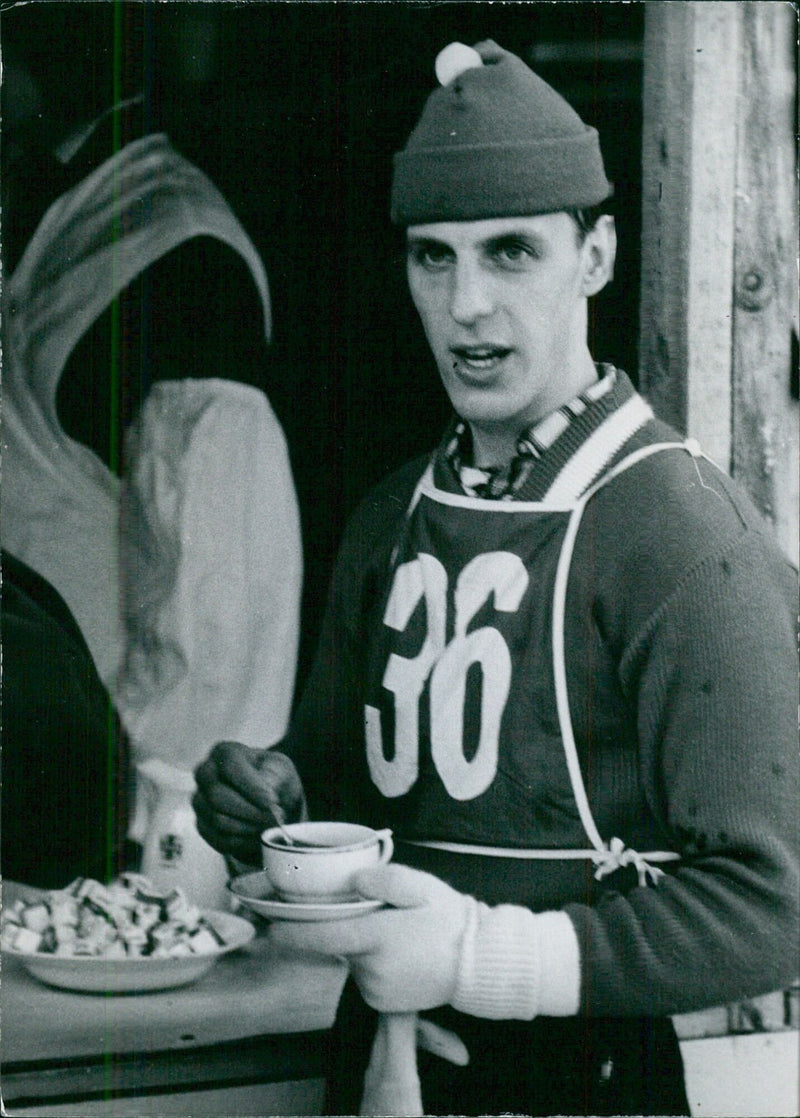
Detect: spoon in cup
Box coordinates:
(268, 795, 299, 845)
(267, 799, 335, 848)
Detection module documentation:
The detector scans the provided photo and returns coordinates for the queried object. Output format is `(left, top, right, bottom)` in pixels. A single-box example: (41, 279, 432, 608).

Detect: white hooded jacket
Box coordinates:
(2, 132, 302, 769)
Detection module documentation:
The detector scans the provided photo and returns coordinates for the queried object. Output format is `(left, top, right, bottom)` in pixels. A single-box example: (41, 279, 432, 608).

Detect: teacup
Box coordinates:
(261, 821, 393, 903)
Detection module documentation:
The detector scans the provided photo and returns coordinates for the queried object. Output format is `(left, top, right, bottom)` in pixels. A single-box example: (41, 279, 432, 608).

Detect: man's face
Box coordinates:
(406, 212, 614, 462)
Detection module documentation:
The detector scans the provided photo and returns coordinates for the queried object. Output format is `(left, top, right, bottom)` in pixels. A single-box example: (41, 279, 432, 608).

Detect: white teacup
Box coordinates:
(261, 821, 393, 903)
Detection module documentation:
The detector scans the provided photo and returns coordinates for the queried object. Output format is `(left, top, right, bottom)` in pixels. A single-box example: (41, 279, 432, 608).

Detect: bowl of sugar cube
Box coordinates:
(1, 873, 255, 993)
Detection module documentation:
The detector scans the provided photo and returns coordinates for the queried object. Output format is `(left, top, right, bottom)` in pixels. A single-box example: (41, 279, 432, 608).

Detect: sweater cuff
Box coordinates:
(451, 903, 581, 1020)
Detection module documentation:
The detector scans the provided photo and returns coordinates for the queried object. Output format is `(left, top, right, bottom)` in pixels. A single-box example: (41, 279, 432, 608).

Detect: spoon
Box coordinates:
(266, 801, 336, 848)
(266, 804, 342, 849)
(268, 796, 299, 845)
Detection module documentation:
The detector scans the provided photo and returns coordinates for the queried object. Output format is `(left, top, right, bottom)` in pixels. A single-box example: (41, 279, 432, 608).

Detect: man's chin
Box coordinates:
(442, 383, 518, 427)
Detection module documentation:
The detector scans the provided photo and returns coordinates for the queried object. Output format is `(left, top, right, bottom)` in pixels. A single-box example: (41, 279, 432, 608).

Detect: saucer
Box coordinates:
(228, 872, 383, 922)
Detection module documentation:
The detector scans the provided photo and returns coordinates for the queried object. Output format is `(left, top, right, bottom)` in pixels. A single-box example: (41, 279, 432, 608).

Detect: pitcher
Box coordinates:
(135, 757, 230, 909)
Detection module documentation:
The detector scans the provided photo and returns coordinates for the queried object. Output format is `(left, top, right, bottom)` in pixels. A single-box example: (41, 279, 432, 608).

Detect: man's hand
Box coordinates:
(269, 864, 474, 1013)
(192, 741, 305, 865)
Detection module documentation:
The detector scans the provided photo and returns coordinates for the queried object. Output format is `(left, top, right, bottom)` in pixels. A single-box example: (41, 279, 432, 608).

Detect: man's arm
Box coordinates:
(566, 529, 799, 1015)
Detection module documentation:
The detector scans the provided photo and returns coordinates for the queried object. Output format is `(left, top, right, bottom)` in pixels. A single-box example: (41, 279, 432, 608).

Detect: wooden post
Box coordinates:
(640, 1, 798, 564)
(644, 6, 800, 1052)
(639, 1, 739, 469)
(730, 2, 798, 565)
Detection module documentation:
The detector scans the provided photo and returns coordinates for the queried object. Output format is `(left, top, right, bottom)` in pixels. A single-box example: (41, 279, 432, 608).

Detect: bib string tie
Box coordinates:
(592, 838, 667, 887)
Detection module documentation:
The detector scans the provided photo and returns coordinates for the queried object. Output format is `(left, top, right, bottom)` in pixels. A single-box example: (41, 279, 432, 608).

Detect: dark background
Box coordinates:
(1, 1, 645, 691)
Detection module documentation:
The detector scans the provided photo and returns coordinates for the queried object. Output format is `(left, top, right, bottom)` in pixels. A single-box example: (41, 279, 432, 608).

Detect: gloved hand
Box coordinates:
(269, 863, 476, 1012)
(192, 741, 305, 865)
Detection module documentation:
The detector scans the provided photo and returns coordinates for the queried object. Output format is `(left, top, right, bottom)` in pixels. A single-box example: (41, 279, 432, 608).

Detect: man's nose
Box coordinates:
(449, 261, 493, 324)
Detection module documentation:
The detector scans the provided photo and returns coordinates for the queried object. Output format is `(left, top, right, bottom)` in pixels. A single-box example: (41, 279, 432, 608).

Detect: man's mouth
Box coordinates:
(450, 345, 512, 371)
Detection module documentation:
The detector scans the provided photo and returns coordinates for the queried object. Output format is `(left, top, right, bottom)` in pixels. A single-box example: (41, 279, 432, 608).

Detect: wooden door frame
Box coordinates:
(639, 1, 798, 564)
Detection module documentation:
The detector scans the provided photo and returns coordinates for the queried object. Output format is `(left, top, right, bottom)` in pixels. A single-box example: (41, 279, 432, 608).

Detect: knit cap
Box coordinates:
(391, 40, 612, 225)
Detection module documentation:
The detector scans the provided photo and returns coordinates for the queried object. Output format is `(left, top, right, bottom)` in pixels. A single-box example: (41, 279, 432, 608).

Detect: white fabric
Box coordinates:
(1, 132, 301, 768)
(117, 378, 302, 767)
(360, 1013, 423, 1117)
(360, 1014, 471, 1117)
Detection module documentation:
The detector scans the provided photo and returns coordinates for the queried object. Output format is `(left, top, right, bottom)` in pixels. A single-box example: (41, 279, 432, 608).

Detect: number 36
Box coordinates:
(365, 551, 528, 800)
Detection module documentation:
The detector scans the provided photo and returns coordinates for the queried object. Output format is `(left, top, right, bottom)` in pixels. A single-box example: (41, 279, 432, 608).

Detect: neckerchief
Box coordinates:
(444, 364, 618, 500)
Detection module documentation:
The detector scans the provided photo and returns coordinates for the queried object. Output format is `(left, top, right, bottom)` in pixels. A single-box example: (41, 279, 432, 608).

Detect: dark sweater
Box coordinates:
(281, 372, 799, 1018)
(1, 552, 131, 887)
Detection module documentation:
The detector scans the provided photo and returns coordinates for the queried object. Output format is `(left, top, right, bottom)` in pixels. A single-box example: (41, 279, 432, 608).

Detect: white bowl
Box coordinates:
(3, 910, 255, 994)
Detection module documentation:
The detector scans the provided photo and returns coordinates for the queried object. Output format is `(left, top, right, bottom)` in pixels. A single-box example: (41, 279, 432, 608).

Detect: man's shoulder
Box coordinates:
(584, 414, 794, 623)
(355, 454, 431, 517)
(338, 454, 431, 559)
(606, 415, 774, 540)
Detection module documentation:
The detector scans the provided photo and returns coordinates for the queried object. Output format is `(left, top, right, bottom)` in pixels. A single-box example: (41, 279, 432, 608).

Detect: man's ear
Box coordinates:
(580, 215, 616, 297)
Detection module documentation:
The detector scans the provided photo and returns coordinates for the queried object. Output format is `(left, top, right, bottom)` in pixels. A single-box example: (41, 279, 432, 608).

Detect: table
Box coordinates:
(5, 923, 797, 1118)
(1, 897, 346, 1117)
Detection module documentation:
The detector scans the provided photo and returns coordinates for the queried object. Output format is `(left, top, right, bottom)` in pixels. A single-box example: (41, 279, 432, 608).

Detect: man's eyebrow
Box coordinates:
(406, 234, 452, 249)
(405, 229, 548, 252)
(482, 229, 546, 248)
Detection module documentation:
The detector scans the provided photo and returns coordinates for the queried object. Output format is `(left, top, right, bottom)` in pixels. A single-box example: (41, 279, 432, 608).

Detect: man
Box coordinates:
(194, 41, 798, 1116)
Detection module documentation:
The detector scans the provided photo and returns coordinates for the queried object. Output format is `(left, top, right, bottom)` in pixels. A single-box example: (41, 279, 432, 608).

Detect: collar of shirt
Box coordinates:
(441, 364, 622, 500)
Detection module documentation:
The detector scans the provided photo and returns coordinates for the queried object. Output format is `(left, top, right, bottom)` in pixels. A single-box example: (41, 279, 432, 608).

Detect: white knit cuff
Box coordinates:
(451, 903, 581, 1020)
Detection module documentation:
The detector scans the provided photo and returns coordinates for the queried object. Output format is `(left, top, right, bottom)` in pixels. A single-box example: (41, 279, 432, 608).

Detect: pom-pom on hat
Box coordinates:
(391, 39, 612, 225)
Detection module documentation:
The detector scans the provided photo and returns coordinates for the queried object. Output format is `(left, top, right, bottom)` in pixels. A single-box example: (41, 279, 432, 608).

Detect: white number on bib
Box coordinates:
(366, 555, 447, 795)
(365, 551, 528, 798)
